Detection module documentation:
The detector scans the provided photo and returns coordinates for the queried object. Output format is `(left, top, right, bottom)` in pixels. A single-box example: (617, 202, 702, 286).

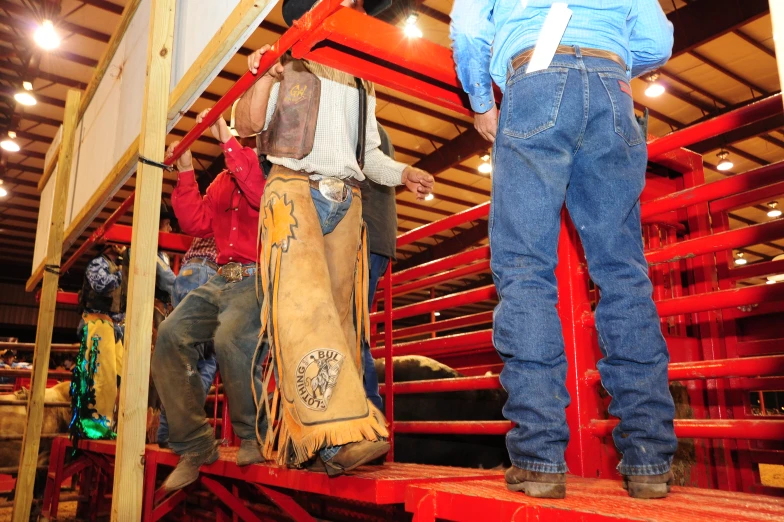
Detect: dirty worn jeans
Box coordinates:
(362, 253, 389, 412)
(157, 259, 219, 445)
(152, 272, 266, 455)
(491, 50, 676, 476)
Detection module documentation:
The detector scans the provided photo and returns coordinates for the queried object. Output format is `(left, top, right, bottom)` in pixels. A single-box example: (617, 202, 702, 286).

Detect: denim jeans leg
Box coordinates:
(564, 64, 676, 475)
(491, 59, 588, 474)
(152, 280, 221, 455)
(213, 276, 266, 442)
(197, 353, 218, 394)
(362, 253, 388, 411)
(157, 406, 169, 443)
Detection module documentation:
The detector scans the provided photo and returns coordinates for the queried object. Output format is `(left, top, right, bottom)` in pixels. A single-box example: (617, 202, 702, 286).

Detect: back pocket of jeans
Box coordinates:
(598, 73, 644, 146)
(502, 68, 568, 139)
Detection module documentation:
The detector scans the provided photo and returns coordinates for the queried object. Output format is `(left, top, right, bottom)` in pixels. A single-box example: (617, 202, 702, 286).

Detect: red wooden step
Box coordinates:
(405, 476, 784, 522)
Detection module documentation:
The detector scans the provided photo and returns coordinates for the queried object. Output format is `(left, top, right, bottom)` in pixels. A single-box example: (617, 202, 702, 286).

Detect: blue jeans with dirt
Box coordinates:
(491, 49, 676, 476)
(157, 259, 219, 446)
(362, 253, 389, 412)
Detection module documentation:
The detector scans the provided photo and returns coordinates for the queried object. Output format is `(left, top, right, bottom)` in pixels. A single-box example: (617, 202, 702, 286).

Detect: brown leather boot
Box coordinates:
(311, 440, 390, 477)
(505, 466, 566, 498)
(622, 471, 672, 499)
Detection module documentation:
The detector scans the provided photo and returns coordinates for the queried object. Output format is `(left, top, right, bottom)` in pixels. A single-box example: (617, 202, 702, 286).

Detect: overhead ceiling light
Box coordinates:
(716, 150, 734, 172)
(734, 252, 747, 266)
(478, 153, 492, 174)
(767, 279, 777, 284)
(645, 74, 665, 98)
(768, 254, 784, 284)
(14, 91, 36, 106)
(767, 201, 782, 218)
(0, 180, 6, 198)
(424, 193, 434, 201)
(434, 311, 441, 317)
(403, 12, 423, 38)
(23, 81, 33, 91)
(0, 134, 20, 153)
(34, 20, 60, 50)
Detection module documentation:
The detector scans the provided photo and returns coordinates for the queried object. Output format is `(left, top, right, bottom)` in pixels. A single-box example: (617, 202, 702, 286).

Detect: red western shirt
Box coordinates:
(172, 138, 264, 265)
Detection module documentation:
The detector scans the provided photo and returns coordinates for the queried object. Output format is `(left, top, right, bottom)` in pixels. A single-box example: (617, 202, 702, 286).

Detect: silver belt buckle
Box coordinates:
(222, 262, 243, 283)
(318, 178, 348, 203)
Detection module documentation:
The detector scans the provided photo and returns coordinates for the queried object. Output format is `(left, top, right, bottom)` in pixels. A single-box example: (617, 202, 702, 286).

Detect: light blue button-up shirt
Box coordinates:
(450, 0, 674, 113)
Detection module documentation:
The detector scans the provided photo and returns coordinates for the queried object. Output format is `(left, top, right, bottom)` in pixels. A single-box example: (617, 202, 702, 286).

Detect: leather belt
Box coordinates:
(185, 257, 219, 271)
(217, 262, 256, 283)
(510, 45, 626, 77)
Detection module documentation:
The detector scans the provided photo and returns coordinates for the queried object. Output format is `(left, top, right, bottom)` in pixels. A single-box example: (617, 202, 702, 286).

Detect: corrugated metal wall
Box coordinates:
(0, 282, 80, 329)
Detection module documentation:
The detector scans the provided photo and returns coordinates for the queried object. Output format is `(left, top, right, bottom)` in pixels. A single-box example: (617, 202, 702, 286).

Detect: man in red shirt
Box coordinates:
(151, 109, 266, 491)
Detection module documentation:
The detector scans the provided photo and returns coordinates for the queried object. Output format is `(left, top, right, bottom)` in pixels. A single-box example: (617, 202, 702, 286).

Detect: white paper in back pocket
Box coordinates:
(526, 3, 573, 74)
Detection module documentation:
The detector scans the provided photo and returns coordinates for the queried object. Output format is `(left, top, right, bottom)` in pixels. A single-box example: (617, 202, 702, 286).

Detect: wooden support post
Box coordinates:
(11, 89, 82, 522)
(110, 0, 175, 519)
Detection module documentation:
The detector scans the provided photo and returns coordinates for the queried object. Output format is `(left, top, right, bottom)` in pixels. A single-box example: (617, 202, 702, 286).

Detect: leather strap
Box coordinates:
(354, 77, 367, 170)
(510, 45, 626, 76)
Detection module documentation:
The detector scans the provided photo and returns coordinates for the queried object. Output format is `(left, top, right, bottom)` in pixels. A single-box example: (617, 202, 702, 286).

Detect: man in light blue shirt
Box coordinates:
(451, 1, 677, 500)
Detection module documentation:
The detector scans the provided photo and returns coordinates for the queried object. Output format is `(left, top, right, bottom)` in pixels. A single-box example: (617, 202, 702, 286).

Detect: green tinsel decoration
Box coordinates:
(69, 320, 116, 451)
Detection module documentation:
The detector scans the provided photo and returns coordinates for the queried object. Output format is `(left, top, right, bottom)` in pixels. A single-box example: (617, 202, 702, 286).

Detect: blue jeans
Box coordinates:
(362, 253, 389, 411)
(310, 187, 364, 463)
(152, 271, 265, 455)
(491, 49, 676, 476)
(172, 259, 217, 308)
(158, 259, 219, 445)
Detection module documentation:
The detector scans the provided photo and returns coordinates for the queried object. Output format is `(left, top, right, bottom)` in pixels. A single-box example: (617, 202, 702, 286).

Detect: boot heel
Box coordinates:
(507, 481, 566, 499)
(627, 481, 669, 499)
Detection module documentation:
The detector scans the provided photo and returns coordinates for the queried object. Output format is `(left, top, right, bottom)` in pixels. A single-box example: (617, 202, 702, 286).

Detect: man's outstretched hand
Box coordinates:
(197, 108, 233, 144)
(402, 166, 435, 200)
(166, 141, 192, 172)
(248, 44, 285, 80)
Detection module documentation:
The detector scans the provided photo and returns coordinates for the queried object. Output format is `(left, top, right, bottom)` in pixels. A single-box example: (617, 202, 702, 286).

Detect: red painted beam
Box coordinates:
(370, 311, 493, 343)
(711, 180, 784, 214)
(397, 203, 490, 248)
(647, 94, 783, 160)
(390, 246, 490, 286)
(641, 160, 784, 221)
(379, 375, 500, 395)
(371, 329, 493, 358)
(103, 224, 193, 253)
(370, 285, 496, 323)
(586, 355, 784, 384)
(589, 419, 784, 441)
(56, 292, 79, 306)
(645, 219, 784, 265)
(396, 419, 784, 441)
(389, 261, 490, 298)
(729, 258, 784, 280)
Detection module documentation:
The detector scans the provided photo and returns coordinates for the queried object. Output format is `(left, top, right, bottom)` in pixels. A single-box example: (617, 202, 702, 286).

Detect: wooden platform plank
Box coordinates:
(70, 438, 504, 505)
(405, 477, 784, 522)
